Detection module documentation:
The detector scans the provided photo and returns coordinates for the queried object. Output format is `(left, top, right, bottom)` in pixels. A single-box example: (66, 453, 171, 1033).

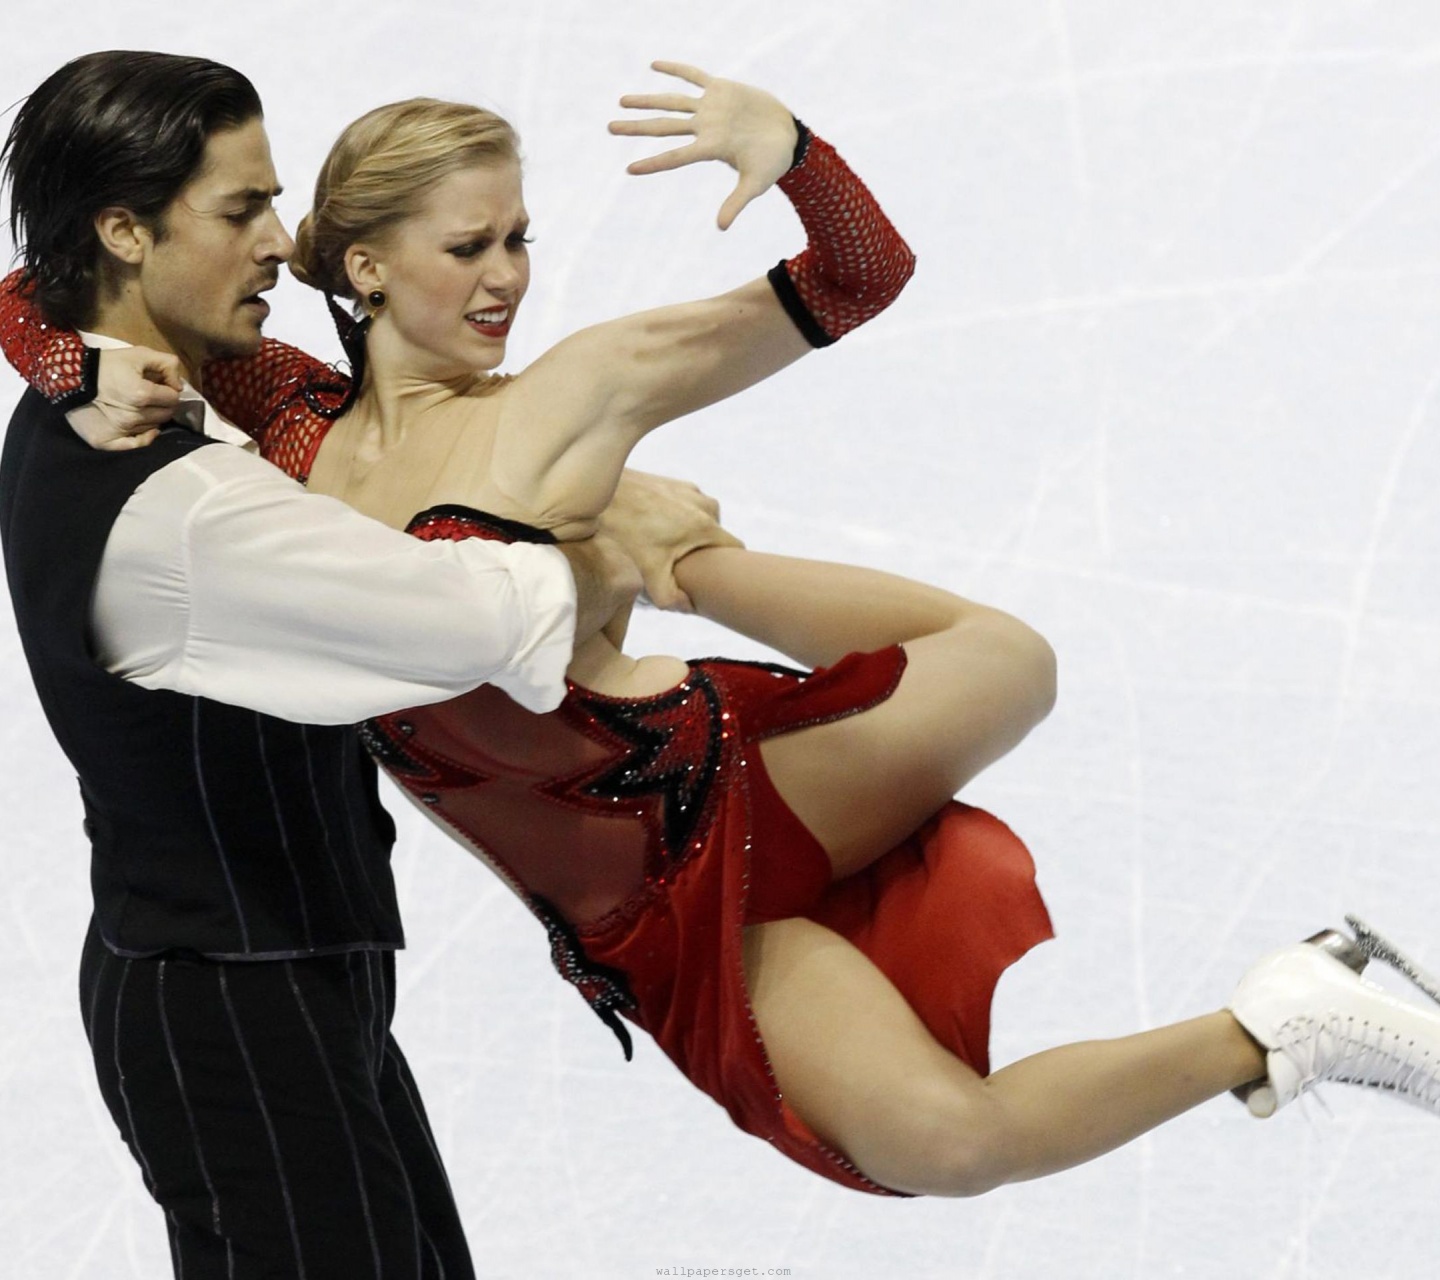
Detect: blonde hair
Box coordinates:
(291, 98, 520, 300)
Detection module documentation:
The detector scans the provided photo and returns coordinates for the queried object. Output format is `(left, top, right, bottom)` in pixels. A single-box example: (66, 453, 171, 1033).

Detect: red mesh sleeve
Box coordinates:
(0, 267, 343, 482)
(0, 269, 100, 407)
(202, 338, 352, 481)
(767, 126, 916, 348)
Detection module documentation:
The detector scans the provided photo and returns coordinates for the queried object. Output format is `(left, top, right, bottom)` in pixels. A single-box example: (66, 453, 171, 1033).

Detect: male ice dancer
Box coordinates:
(0, 51, 726, 1279)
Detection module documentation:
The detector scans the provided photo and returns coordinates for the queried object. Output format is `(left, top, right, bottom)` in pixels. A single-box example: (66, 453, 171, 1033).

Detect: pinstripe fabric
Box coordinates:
(345, 950, 424, 1276)
(285, 961, 383, 1276)
(217, 966, 310, 1277)
(4, 396, 406, 962)
(255, 714, 315, 950)
(112, 960, 161, 1193)
(157, 962, 236, 1278)
(81, 924, 474, 1279)
(337, 744, 392, 921)
(301, 724, 364, 935)
(191, 700, 254, 951)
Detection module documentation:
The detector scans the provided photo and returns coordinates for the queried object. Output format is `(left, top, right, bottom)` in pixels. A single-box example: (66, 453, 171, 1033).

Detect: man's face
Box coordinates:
(136, 117, 293, 368)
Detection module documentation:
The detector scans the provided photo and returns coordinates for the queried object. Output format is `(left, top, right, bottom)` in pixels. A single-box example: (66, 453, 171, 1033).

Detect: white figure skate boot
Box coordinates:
(1230, 918, 1440, 1118)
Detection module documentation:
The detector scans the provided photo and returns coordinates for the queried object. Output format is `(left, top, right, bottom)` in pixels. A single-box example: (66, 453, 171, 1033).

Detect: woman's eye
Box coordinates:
(449, 233, 531, 258)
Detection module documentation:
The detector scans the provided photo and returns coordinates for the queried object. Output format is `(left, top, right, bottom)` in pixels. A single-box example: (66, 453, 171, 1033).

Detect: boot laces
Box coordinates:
(1276, 1014, 1440, 1110)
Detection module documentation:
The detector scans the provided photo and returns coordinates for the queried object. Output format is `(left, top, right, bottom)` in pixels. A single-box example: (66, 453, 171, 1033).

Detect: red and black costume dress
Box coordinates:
(0, 125, 1052, 1196)
(365, 507, 1053, 1195)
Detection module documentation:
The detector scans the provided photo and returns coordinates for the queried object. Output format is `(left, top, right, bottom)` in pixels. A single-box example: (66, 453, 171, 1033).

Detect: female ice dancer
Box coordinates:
(6, 62, 1440, 1198)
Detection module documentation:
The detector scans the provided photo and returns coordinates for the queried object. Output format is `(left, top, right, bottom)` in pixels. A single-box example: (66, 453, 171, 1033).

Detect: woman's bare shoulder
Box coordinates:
(463, 372, 516, 399)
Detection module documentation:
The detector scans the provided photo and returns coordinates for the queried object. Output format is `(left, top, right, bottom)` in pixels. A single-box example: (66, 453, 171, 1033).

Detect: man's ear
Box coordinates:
(93, 207, 152, 267)
(344, 243, 384, 297)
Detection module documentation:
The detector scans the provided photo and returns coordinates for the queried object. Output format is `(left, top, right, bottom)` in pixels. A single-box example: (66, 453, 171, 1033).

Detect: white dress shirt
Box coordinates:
(75, 334, 577, 723)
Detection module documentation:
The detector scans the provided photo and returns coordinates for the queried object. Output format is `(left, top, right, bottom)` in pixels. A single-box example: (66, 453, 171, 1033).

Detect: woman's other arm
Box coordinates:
(674, 546, 1049, 681)
(0, 269, 181, 449)
(0, 268, 346, 457)
(201, 337, 350, 455)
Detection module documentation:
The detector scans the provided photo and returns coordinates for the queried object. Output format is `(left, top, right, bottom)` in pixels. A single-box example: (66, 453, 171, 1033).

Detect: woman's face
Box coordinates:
(365, 159, 530, 378)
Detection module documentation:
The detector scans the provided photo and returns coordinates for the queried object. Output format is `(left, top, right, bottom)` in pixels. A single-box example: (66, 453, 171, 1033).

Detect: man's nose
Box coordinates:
(258, 209, 295, 263)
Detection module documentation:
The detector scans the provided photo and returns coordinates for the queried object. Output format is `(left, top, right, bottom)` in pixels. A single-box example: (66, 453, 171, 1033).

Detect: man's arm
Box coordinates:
(92, 445, 624, 721)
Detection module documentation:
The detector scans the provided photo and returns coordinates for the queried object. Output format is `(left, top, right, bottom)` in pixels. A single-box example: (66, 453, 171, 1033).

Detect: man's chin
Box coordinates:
(207, 329, 266, 361)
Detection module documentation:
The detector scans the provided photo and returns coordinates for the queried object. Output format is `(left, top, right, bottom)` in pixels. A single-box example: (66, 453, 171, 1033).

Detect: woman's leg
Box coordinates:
(744, 916, 1265, 1197)
(684, 546, 1252, 1189)
(676, 547, 1056, 877)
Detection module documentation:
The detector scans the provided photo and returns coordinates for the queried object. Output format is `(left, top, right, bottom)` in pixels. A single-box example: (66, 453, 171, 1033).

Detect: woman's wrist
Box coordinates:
(786, 117, 812, 174)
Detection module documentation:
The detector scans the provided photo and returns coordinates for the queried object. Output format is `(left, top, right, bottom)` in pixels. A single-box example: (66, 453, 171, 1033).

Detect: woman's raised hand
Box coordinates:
(610, 61, 799, 230)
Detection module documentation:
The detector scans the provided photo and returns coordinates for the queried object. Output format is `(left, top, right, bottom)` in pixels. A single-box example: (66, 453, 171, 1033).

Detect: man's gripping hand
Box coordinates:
(598, 469, 743, 611)
(558, 532, 644, 646)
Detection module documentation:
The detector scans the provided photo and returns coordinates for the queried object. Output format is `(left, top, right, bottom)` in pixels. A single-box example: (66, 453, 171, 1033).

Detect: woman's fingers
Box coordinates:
(617, 92, 699, 115)
(608, 116, 694, 138)
(139, 351, 185, 393)
(625, 142, 705, 176)
(717, 179, 760, 230)
(649, 60, 711, 88)
(120, 377, 182, 426)
(97, 428, 161, 452)
(613, 60, 791, 223)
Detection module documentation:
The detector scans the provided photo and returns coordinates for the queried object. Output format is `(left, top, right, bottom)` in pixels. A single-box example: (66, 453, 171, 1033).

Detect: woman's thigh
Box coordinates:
(758, 622, 1054, 879)
(743, 916, 994, 1196)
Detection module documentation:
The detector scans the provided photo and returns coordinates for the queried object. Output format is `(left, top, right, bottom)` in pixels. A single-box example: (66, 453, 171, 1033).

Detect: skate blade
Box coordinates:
(1345, 914, 1440, 1009)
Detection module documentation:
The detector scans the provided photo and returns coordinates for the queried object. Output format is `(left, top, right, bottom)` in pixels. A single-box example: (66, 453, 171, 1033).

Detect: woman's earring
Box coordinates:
(367, 289, 387, 313)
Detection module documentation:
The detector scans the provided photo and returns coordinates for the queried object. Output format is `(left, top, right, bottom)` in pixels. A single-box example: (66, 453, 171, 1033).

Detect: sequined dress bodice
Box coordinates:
(363, 506, 740, 924)
(361, 505, 865, 1053)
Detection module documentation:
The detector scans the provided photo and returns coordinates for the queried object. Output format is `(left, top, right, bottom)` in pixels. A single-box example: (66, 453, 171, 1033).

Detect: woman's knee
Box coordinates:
(848, 1077, 1018, 1198)
(953, 609, 1058, 727)
(1004, 617, 1057, 723)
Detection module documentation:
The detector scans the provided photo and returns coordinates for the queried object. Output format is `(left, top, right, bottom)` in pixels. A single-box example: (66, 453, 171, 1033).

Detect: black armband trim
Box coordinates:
(787, 118, 812, 173)
(766, 262, 836, 349)
(49, 344, 102, 411)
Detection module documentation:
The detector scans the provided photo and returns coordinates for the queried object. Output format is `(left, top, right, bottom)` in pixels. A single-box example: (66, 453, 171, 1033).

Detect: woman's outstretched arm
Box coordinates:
(673, 545, 1044, 675)
(675, 544, 1056, 877)
(489, 63, 914, 526)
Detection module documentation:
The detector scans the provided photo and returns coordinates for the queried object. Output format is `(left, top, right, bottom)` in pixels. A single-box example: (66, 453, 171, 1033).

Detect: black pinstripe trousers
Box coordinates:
(80, 921, 475, 1279)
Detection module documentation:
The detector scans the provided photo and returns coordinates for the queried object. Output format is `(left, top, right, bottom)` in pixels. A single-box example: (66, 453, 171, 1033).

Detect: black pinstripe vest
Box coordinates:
(0, 390, 404, 958)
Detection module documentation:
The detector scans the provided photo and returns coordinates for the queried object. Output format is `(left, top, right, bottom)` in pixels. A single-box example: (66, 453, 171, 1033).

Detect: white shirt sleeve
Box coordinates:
(90, 444, 577, 723)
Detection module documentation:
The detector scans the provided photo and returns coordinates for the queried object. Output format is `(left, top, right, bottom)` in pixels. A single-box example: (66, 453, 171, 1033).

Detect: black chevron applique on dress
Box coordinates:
(572, 670, 725, 860)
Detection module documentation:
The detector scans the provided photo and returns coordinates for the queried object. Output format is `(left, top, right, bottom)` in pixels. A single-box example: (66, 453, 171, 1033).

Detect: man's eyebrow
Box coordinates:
(219, 185, 284, 204)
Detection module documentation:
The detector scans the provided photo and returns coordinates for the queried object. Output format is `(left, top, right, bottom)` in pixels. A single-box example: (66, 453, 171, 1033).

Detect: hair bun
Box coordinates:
(292, 98, 520, 304)
(288, 212, 326, 291)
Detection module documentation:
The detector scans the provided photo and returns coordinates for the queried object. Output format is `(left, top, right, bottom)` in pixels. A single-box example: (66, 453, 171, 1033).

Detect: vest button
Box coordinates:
(421, 793, 440, 806)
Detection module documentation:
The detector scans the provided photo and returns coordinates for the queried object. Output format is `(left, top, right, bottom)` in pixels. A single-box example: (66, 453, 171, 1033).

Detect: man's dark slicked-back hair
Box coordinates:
(2, 51, 263, 327)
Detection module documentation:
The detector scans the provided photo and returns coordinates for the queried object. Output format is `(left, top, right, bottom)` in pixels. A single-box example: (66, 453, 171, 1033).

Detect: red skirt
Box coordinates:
(574, 648, 1053, 1195)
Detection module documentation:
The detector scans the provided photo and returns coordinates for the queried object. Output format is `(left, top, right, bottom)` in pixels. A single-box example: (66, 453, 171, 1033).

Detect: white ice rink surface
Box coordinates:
(4, 2, 1440, 1276)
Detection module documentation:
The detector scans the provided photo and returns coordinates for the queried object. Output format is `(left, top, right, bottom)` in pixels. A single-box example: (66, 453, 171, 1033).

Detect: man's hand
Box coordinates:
(70, 347, 185, 451)
(558, 533, 643, 646)
(598, 469, 743, 611)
